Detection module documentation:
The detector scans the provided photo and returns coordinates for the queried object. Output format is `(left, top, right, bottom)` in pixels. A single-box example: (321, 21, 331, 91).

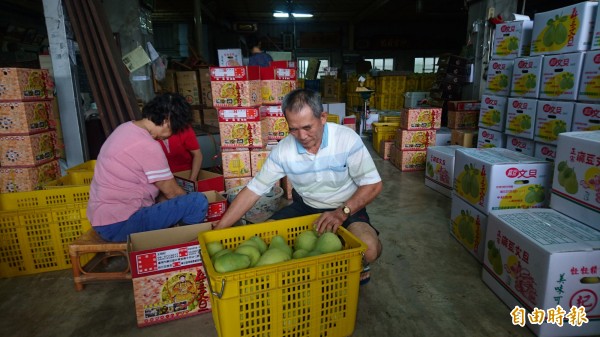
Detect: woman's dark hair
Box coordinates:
(141, 93, 192, 134)
(281, 88, 323, 119)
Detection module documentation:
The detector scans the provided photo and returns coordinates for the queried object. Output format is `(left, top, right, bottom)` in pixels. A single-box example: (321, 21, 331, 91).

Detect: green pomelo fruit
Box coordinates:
(307, 250, 322, 257)
(292, 249, 309, 259)
(315, 232, 343, 254)
(212, 248, 232, 260)
(249, 236, 267, 253)
(207, 241, 224, 257)
(564, 174, 579, 194)
(235, 244, 261, 266)
(269, 235, 292, 257)
(255, 248, 291, 267)
(214, 252, 251, 273)
(294, 230, 318, 252)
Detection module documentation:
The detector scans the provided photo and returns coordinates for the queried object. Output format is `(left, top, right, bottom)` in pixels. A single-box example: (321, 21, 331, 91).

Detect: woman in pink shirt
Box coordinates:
(88, 93, 208, 242)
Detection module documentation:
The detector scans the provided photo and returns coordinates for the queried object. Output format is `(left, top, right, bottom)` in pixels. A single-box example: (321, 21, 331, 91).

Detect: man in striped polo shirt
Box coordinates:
(215, 89, 383, 282)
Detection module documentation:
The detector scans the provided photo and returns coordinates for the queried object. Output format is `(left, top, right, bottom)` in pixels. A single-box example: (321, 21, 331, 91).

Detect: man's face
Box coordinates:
(286, 105, 326, 152)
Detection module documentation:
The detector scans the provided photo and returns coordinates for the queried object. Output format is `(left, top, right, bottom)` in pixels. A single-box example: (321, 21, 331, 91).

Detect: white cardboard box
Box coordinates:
(505, 97, 537, 139)
(450, 193, 488, 262)
(424, 145, 463, 197)
(435, 127, 452, 146)
(492, 20, 534, 60)
(477, 127, 506, 149)
(577, 50, 600, 102)
(592, 3, 600, 50)
(531, 1, 598, 56)
(454, 148, 553, 214)
(551, 131, 600, 230)
(505, 135, 535, 157)
(485, 60, 514, 97)
(539, 52, 584, 101)
(217, 49, 243, 67)
(510, 56, 544, 98)
(322, 102, 346, 124)
(479, 95, 508, 132)
(534, 100, 575, 145)
(534, 142, 557, 162)
(482, 208, 600, 337)
(572, 102, 600, 131)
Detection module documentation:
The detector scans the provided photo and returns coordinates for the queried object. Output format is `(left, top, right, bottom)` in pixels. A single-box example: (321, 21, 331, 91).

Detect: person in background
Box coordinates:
(158, 125, 202, 181)
(214, 88, 383, 284)
(247, 34, 273, 67)
(88, 93, 208, 242)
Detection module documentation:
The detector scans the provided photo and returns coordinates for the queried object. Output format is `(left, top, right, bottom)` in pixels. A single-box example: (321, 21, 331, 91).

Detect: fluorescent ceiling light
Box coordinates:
(292, 13, 313, 18)
(273, 12, 313, 18)
(273, 12, 289, 18)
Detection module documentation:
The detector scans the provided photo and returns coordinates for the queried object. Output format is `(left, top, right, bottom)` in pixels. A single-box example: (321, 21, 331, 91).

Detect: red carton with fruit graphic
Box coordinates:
(250, 148, 271, 176)
(505, 97, 537, 139)
(510, 56, 543, 98)
(218, 108, 268, 149)
(478, 95, 507, 132)
(534, 100, 575, 145)
(221, 148, 251, 178)
(577, 50, 600, 102)
(259, 67, 297, 105)
(259, 105, 288, 140)
(394, 129, 436, 151)
(539, 52, 584, 101)
(482, 208, 600, 337)
(531, 1, 598, 56)
(0, 130, 56, 167)
(454, 147, 553, 215)
(400, 107, 442, 130)
(128, 223, 212, 327)
(450, 194, 488, 262)
(0, 101, 54, 134)
(0, 68, 54, 101)
(425, 145, 463, 197)
(0, 159, 60, 193)
(492, 20, 534, 60)
(484, 60, 514, 97)
(551, 131, 600, 230)
(572, 103, 600, 131)
(210, 66, 261, 108)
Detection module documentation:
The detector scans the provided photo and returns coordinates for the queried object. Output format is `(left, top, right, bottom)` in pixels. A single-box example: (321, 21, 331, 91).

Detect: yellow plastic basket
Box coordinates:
(326, 114, 340, 124)
(0, 205, 92, 277)
(66, 160, 96, 173)
(372, 122, 400, 153)
(198, 214, 366, 337)
(45, 171, 94, 188)
(0, 186, 90, 211)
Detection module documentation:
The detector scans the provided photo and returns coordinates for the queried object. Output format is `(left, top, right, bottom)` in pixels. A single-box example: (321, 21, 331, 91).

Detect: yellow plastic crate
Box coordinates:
(0, 205, 91, 277)
(0, 186, 90, 211)
(66, 160, 96, 173)
(372, 122, 400, 153)
(198, 214, 366, 337)
(326, 114, 339, 124)
(45, 171, 94, 188)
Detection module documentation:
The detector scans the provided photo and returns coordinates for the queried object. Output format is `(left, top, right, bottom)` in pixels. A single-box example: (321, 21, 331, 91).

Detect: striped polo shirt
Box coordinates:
(247, 123, 381, 209)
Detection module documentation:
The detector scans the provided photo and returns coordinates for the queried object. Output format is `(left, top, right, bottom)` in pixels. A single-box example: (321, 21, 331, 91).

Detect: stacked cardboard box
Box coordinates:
(0, 68, 61, 192)
(430, 54, 471, 102)
(447, 100, 480, 148)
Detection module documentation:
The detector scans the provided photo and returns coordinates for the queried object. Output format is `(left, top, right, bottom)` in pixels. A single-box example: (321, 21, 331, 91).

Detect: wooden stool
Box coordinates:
(69, 229, 131, 291)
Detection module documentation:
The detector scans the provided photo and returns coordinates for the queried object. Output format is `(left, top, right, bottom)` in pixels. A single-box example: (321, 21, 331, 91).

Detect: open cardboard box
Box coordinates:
(128, 222, 212, 327)
(174, 169, 224, 193)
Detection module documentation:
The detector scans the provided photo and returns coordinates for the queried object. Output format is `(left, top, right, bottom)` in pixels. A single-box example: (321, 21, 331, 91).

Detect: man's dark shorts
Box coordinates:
(270, 189, 379, 235)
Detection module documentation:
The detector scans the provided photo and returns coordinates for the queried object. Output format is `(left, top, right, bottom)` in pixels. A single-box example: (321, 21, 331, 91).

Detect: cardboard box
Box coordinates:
(534, 100, 575, 145)
(0, 130, 56, 167)
(533, 142, 557, 162)
(174, 170, 225, 194)
(260, 67, 297, 105)
(0, 159, 60, 193)
(505, 135, 535, 156)
(447, 110, 479, 129)
(479, 95, 508, 132)
(492, 20, 534, 59)
(450, 193, 488, 262)
(202, 190, 227, 222)
(217, 49, 243, 67)
(531, 1, 598, 56)
(435, 127, 451, 146)
(477, 127, 506, 149)
(198, 68, 213, 108)
(156, 70, 177, 93)
(394, 129, 436, 151)
(202, 108, 219, 127)
(429, 81, 462, 100)
(510, 56, 544, 98)
(221, 148, 251, 178)
(260, 105, 288, 140)
(571, 102, 600, 131)
(390, 147, 426, 172)
(0, 101, 53, 135)
(379, 140, 393, 160)
(484, 60, 514, 97)
(539, 52, 584, 101)
(0, 68, 54, 101)
(128, 223, 212, 327)
(577, 50, 600, 102)
(210, 66, 261, 108)
(321, 77, 343, 99)
(505, 97, 537, 139)
(424, 145, 462, 197)
(250, 148, 270, 176)
(447, 100, 481, 111)
(400, 107, 442, 130)
(343, 115, 357, 131)
(218, 107, 269, 148)
(454, 147, 553, 214)
(322, 102, 346, 126)
(451, 129, 477, 148)
(551, 131, 600, 229)
(481, 208, 600, 337)
(593, 3, 600, 50)
(176, 71, 200, 106)
(224, 177, 252, 191)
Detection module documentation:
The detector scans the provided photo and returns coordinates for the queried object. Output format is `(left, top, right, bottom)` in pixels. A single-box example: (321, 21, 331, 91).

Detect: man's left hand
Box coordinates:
(313, 209, 346, 234)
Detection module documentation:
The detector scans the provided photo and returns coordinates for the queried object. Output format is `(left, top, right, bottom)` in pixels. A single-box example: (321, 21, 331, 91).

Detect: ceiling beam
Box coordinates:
(352, 0, 389, 23)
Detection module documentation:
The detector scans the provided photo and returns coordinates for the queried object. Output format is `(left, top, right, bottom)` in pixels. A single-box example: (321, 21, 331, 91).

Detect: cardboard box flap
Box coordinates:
(457, 147, 547, 164)
(129, 222, 212, 252)
(490, 209, 600, 252)
(175, 169, 222, 182)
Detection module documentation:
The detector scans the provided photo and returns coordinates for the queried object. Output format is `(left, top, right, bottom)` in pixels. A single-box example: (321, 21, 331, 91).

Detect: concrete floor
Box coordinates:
(0, 140, 538, 337)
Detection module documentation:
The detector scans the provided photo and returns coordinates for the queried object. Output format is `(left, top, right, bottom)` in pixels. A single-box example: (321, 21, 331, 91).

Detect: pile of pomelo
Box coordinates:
(207, 230, 343, 273)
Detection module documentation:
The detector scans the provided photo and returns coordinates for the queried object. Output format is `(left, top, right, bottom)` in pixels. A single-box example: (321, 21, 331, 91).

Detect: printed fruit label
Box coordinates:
(507, 114, 532, 134)
(498, 184, 546, 208)
(455, 163, 486, 204)
(452, 210, 480, 250)
(537, 119, 567, 142)
(541, 72, 576, 97)
(480, 109, 502, 127)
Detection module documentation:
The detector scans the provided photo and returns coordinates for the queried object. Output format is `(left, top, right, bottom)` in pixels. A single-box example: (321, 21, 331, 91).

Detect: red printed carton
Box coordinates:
(0, 68, 54, 101)
(0, 130, 56, 167)
(218, 107, 268, 149)
(400, 107, 442, 130)
(260, 67, 297, 105)
(0, 159, 60, 193)
(210, 66, 261, 108)
(0, 101, 54, 134)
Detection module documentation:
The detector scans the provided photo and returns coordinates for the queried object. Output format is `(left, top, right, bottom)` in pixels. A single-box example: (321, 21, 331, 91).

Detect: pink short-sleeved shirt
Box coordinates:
(88, 122, 173, 227)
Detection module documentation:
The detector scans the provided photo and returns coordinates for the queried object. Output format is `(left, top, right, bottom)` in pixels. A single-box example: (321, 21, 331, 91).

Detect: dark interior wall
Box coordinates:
(0, 2, 47, 68)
